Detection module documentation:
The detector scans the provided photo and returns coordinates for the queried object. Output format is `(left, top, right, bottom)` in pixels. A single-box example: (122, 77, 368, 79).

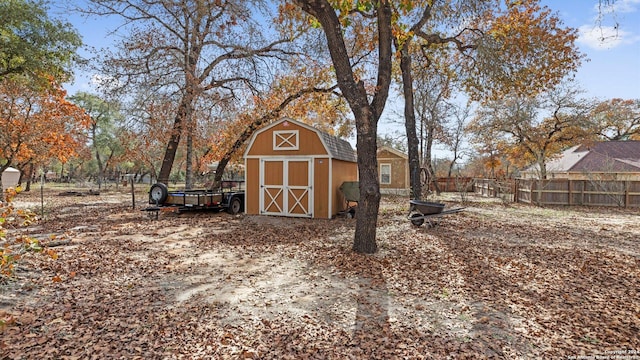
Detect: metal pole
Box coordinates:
(40, 170, 44, 221)
(130, 176, 136, 209)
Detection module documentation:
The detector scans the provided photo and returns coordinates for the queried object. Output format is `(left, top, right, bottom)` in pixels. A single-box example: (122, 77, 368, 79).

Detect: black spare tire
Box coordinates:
(149, 183, 169, 204)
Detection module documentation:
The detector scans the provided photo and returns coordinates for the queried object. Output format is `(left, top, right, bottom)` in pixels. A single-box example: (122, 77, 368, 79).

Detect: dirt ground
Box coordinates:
(1, 186, 639, 359)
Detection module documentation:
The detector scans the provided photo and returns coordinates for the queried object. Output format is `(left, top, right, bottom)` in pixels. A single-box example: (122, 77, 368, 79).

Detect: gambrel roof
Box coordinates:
(244, 117, 356, 162)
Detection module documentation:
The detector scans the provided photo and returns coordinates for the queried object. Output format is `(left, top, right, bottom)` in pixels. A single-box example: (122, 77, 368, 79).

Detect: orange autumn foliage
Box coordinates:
(0, 76, 90, 169)
(463, 0, 584, 102)
(202, 66, 349, 172)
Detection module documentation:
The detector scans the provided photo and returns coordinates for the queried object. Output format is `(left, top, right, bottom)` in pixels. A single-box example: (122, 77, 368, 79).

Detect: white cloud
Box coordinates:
(581, 0, 640, 50)
(578, 24, 626, 49)
(91, 74, 121, 91)
(593, 0, 640, 14)
(611, 0, 639, 13)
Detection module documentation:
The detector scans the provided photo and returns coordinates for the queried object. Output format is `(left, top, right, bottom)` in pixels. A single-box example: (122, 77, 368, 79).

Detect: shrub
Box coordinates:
(1, 187, 57, 283)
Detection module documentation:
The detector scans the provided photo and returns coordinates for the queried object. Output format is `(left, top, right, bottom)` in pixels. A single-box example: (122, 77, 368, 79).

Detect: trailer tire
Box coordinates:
(149, 183, 169, 204)
(227, 196, 242, 215)
(410, 213, 424, 227)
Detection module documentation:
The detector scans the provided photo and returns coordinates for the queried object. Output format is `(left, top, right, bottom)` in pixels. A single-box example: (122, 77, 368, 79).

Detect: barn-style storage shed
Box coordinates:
(244, 118, 358, 219)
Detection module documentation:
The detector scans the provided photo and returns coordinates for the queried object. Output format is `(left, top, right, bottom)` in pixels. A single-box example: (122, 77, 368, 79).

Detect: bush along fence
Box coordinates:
(473, 178, 640, 208)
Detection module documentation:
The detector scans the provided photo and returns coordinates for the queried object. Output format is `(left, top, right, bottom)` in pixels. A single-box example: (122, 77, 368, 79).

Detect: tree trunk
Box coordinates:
(25, 163, 35, 192)
(295, 0, 393, 254)
(93, 124, 104, 190)
(0, 180, 4, 202)
(353, 107, 381, 254)
(448, 146, 459, 178)
(158, 93, 191, 185)
(539, 160, 547, 180)
(423, 125, 441, 195)
(213, 116, 274, 189)
(399, 43, 422, 200)
(185, 130, 194, 189)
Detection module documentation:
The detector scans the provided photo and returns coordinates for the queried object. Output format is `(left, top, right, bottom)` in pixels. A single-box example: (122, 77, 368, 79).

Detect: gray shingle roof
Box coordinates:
(546, 145, 585, 172)
(319, 132, 357, 163)
(546, 141, 640, 173)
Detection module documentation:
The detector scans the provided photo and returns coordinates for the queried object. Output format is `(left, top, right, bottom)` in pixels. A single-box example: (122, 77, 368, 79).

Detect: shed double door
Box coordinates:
(260, 158, 313, 217)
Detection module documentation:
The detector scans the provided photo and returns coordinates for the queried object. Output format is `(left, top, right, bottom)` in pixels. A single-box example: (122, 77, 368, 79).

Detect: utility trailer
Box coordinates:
(145, 181, 244, 218)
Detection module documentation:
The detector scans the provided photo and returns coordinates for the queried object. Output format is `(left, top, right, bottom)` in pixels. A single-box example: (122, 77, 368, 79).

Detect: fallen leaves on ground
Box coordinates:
(0, 190, 638, 359)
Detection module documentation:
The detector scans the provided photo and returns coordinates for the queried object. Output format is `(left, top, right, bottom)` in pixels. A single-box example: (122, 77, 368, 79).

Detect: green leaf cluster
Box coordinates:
(0, 0, 82, 83)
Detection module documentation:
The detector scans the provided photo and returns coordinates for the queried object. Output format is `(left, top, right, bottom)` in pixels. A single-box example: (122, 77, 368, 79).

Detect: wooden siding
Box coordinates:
(314, 158, 330, 218)
(332, 160, 359, 215)
(245, 158, 260, 214)
(244, 119, 357, 219)
(245, 122, 328, 157)
(377, 148, 403, 159)
(286, 160, 311, 216)
(377, 148, 409, 191)
(264, 160, 283, 185)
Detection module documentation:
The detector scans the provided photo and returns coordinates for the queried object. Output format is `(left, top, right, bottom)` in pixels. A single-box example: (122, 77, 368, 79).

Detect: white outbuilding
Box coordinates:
(1, 167, 21, 189)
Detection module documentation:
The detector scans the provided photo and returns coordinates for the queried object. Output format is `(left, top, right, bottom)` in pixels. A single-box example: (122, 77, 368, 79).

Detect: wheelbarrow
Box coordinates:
(338, 181, 359, 218)
(408, 199, 464, 227)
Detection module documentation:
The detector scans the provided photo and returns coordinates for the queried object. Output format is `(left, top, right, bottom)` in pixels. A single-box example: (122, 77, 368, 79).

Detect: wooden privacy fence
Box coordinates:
(473, 178, 640, 208)
(427, 177, 475, 192)
(473, 179, 514, 198)
(514, 179, 640, 208)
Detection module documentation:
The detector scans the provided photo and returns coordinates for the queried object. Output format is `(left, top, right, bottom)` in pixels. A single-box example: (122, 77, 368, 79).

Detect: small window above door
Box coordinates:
(273, 130, 299, 150)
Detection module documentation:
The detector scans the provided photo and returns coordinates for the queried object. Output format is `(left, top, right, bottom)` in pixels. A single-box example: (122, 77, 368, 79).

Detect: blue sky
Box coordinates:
(55, 0, 640, 159)
(376, 0, 640, 152)
(59, 0, 640, 101)
(540, 0, 640, 100)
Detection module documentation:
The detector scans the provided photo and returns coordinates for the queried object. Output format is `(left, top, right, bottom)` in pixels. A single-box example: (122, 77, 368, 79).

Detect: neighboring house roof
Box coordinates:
(545, 145, 585, 172)
(377, 146, 408, 159)
(544, 141, 640, 173)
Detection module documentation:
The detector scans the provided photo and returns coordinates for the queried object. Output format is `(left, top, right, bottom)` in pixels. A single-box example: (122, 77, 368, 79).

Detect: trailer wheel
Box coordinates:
(410, 213, 424, 227)
(227, 196, 242, 215)
(149, 183, 168, 204)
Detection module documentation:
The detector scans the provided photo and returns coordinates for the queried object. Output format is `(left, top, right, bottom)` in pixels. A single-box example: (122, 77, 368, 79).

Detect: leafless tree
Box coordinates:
(82, 0, 302, 187)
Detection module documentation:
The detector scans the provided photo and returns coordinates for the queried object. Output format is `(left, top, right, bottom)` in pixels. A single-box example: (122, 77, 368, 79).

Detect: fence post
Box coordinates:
(625, 181, 630, 208)
(568, 179, 573, 206)
(130, 177, 136, 209)
(529, 180, 535, 204)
